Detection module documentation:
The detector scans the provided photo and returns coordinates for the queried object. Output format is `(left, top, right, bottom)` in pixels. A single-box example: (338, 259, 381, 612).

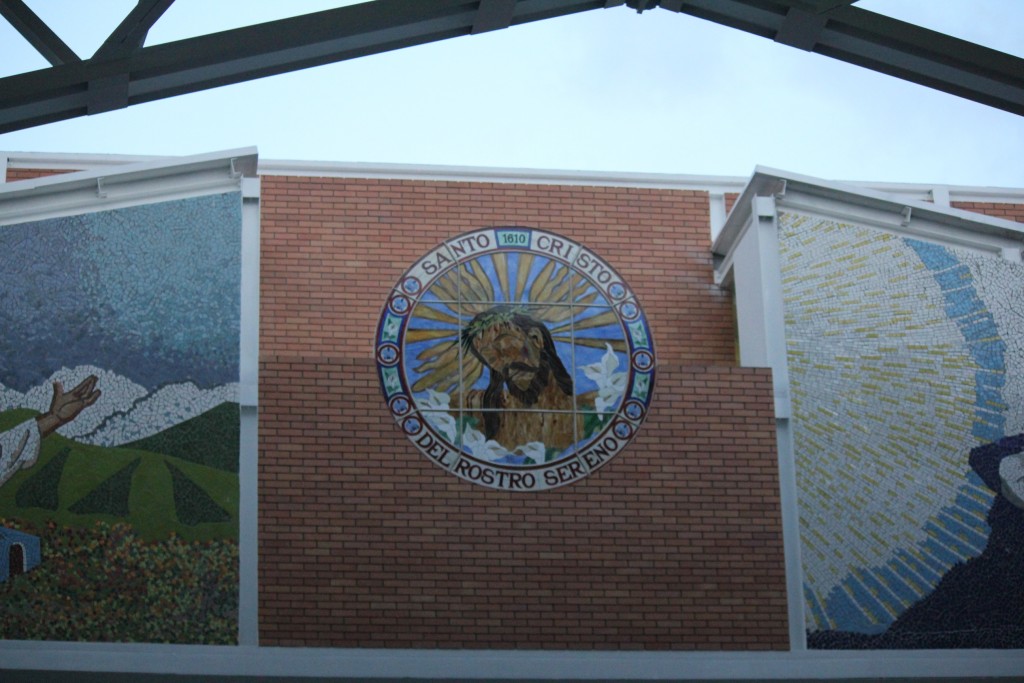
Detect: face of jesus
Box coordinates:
(470, 322, 545, 392)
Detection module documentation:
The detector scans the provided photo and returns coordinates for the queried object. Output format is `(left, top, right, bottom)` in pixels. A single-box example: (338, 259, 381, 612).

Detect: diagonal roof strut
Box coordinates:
(93, 0, 177, 60)
(0, 0, 80, 66)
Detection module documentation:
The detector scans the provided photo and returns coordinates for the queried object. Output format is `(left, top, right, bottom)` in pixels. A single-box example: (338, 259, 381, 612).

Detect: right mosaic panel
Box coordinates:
(778, 211, 1024, 649)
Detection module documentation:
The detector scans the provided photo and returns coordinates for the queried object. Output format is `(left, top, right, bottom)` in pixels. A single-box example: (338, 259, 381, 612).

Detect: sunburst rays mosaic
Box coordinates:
(376, 227, 655, 491)
(778, 211, 1024, 647)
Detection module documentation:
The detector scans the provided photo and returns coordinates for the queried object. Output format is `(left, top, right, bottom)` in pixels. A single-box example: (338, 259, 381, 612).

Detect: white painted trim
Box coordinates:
(865, 182, 1024, 205)
(714, 166, 1024, 265)
(239, 179, 261, 408)
(1, 642, 1023, 679)
(756, 165, 1024, 233)
(4, 151, 166, 170)
(775, 419, 808, 651)
(6, 151, 1024, 208)
(709, 192, 728, 242)
(929, 186, 951, 207)
(258, 158, 750, 193)
(0, 148, 259, 226)
(238, 178, 261, 647)
(2, 152, 747, 193)
(238, 405, 259, 647)
(751, 198, 791, 418)
(775, 198, 1021, 257)
(0, 148, 256, 182)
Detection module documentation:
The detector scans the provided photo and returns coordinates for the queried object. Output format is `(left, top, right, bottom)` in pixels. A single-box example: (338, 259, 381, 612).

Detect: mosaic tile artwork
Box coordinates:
(777, 211, 1024, 648)
(0, 193, 242, 644)
(376, 227, 655, 491)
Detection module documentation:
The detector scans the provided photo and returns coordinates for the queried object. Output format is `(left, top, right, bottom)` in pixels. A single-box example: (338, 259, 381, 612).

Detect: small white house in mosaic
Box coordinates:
(0, 526, 40, 582)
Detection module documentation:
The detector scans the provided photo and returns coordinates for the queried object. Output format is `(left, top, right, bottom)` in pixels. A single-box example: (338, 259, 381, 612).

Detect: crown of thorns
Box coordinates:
(460, 305, 529, 351)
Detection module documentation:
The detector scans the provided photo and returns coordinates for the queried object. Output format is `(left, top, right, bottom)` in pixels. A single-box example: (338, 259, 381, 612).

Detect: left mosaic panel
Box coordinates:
(0, 192, 242, 644)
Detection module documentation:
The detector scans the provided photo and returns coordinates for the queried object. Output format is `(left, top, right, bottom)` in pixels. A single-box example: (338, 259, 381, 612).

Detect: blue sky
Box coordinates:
(0, 1, 1022, 187)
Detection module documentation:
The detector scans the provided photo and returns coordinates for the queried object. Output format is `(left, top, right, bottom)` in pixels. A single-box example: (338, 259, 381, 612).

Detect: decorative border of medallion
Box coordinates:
(376, 227, 655, 491)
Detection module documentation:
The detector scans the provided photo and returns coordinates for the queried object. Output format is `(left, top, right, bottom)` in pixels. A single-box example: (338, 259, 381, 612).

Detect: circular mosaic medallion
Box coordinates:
(375, 227, 655, 491)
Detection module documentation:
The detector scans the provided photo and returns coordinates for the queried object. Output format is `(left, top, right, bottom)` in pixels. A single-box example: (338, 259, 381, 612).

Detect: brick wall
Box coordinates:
(258, 176, 789, 649)
(951, 201, 1024, 224)
(258, 178, 737, 365)
(3, 168, 75, 182)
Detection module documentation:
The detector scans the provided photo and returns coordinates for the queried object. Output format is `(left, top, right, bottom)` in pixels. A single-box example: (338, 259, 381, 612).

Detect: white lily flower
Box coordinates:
(514, 441, 546, 464)
(582, 344, 627, 416)
(421, 389, 451, 410)
(463, 426, 509, 462)
(420, 389, 456, 441)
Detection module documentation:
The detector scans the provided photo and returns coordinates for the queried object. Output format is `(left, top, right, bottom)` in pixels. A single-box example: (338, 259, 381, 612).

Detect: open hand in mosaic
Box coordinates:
(0, 375, 101, 488)
(35, 375, 102, 438)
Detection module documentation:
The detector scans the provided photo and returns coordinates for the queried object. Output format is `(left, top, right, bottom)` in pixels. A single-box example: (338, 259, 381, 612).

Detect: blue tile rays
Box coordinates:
(779, 212, 1022, 638)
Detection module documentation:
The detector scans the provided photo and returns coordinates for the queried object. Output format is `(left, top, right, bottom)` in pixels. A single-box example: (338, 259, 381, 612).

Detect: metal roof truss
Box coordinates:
(0, 0, 1020, 134)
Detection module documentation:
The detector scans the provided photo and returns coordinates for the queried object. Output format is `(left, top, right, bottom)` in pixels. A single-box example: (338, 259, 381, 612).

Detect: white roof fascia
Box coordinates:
(6, 151, 1024, 203)
(258, 158, 751, 193)
(714, 166, 1024, 286)
(712, 170, 776, 287)
(712, 208, 753, 289)
(259, 160, 1024, 204)
(4, 150, 165, 171)
(847, 180, 1024, 206)
(0, 147, 258, 227)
